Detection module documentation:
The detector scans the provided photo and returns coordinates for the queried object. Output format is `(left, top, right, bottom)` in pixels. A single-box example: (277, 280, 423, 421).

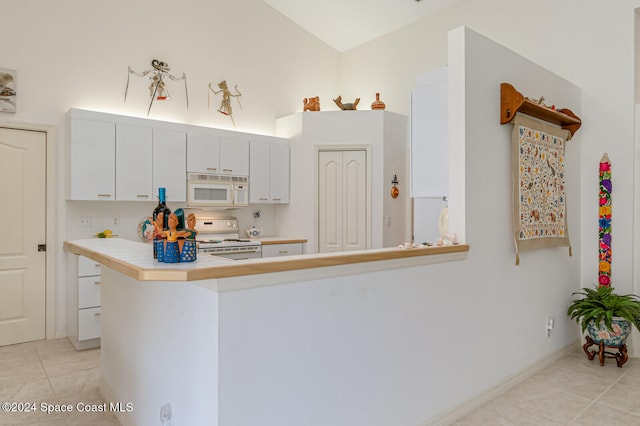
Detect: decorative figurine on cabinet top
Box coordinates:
(209, 80, 242, 127)
(371, 92, 386, 110)
(303, 96, 320, 111)
(333, 95, 360, 110)
(124, 59, 189, 116)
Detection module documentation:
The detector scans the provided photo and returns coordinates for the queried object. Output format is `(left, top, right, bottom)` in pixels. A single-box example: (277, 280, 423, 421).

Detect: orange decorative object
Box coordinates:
(390, 186, 399, 199)
(390, 173, 399, 198)
(371, 92, 385, 110)
(303, 96, 320, 111)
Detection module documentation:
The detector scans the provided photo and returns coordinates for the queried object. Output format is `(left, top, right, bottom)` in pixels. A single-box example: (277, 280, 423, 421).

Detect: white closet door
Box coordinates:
(318, 150, 366, 253)
(343, 151, 366, 251)
(318, 151, 343, 253)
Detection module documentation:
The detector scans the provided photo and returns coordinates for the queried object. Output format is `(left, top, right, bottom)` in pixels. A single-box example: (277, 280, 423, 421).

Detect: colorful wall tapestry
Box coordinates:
(598, 153, 612, 287)
(511, 113, 572, 264)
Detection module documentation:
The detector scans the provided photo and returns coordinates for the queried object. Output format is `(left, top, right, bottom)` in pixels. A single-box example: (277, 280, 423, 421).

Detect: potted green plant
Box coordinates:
(567, 285, 640, 346)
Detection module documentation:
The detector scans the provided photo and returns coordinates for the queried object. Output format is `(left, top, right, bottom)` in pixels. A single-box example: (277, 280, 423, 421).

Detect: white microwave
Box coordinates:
(187, 173, 249, 208)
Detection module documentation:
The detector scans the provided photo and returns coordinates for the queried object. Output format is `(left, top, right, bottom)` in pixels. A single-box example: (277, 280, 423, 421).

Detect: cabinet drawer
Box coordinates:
(78, 276, 101, 309)
(261, 243, 303, 258)
(78, 307, 101, 341)
(78, 256, 101, 277)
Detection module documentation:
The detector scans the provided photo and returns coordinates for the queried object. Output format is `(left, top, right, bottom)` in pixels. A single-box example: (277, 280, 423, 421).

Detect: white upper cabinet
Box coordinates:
(270, 142, 289, 204)
(219, 136, 249, 176)
(249, 141, 270, 203)
(249, 140, 289, 204)
(187, 132, 249, 176)
(69, 109, 286, 204)
(115, 123, 153, 201)
(187, 132, 220, 174)
(153, 128, 187, 202)
(69, 115, 116, 200)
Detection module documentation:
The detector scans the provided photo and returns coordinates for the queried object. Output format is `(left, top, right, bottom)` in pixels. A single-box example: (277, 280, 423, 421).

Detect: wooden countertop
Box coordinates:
(64, 238, 469, 282)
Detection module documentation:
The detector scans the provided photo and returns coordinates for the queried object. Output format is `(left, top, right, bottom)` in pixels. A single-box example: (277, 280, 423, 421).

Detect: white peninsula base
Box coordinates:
(65, 238, 468, 426)
(98, 268, 219, 426)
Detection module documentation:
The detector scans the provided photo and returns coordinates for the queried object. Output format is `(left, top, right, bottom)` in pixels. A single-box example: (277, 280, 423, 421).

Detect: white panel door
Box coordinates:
(0, 128, 46, 346)
(318, 151, 343, 253)
(343, 151, 367, 251)
(318, 150, 366, 253)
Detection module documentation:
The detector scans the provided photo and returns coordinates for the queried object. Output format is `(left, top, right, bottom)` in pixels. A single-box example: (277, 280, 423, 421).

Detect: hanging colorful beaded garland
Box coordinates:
(598, 153, 612, 287)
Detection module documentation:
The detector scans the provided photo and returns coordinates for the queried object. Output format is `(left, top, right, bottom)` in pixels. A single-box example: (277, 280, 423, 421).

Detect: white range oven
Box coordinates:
(195, 215, 261, 260)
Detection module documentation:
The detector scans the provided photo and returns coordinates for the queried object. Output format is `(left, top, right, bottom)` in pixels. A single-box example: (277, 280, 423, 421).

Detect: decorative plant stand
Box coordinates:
(582, 335, 628, 367)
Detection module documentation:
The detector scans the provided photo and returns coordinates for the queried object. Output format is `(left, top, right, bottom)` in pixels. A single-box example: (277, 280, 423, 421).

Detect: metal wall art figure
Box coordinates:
(208, 80, 242, 127)
(125, 59, 188, 116)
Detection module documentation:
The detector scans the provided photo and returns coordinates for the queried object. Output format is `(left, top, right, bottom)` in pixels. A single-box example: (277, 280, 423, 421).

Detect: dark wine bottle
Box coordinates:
(152, 187, 172, 259)
(156, 188, 172, 229)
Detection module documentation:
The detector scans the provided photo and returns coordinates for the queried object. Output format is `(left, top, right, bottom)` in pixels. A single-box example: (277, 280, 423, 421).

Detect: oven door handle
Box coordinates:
(200, 247, 262, 255)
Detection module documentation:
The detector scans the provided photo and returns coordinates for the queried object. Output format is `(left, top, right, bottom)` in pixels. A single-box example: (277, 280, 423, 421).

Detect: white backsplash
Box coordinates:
(65, 201, 278, 242)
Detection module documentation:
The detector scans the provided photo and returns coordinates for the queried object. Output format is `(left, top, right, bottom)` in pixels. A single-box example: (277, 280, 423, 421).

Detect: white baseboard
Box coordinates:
(425, 340, 580, 425)
(98, 378, 137, 426)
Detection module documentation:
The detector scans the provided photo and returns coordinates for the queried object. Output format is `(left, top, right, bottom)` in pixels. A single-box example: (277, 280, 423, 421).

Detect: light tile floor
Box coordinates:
(0, 338, 121, 426)
(2, 339, 639, 426)
(454, 348, 640, 425)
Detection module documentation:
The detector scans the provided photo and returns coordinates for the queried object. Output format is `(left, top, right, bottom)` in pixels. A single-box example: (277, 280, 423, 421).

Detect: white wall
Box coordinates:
(215, 28, 582, 425)
(340, 0, 640, 353)
(2, 0, 341, 337)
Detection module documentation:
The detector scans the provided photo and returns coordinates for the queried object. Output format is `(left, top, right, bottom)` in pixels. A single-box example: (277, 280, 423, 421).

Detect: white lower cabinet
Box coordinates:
(261, 242, 305, 258)
(68, 255, 101, 350)
(78, 307, 102, 341)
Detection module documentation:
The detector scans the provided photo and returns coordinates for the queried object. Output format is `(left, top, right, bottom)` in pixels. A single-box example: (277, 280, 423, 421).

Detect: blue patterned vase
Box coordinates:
(586, 318, 631, 346)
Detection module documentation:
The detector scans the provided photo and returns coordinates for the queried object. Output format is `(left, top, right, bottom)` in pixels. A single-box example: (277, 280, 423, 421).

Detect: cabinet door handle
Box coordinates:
(273, 198, 281, 201)
(259, 197, 268, 201)
(206, 167, 217, 171)
(94, 281, 101, 285)
(94, 312, 102, 317)
(278, 250, 289, 254)
(97, 194, 112, 198)
(137, 194, 150, 198)
(222, 168, 232, 173)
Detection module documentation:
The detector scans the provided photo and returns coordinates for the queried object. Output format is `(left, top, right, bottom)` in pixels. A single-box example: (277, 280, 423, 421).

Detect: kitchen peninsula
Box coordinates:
(64, 238, 468, 426)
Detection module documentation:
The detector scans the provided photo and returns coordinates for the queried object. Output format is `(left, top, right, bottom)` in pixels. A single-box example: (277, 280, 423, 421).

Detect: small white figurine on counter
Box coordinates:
(436, 234, 459, 246)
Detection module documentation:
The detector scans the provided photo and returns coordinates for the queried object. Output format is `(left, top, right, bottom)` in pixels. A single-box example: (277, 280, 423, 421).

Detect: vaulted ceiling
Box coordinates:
(264, 0, 461, 52)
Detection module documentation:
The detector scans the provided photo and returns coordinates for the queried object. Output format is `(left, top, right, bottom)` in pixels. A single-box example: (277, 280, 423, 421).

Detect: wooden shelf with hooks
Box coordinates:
(500, 83, 581, 138)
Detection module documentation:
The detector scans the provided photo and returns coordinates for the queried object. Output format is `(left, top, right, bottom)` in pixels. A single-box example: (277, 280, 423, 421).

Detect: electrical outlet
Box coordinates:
(113, 216, 120, 226)
(80, 216, 92, 228)
(545, 317, 555, 337)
